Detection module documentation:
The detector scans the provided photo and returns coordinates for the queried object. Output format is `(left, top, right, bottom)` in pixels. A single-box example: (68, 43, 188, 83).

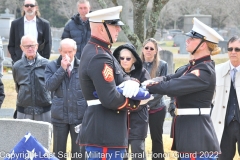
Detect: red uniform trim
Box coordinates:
(118, 98, 129, 110)
(190, 153, 196, 160)
(102, 147, 108, 160)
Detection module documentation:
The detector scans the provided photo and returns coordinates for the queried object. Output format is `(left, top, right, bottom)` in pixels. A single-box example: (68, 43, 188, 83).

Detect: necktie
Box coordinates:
(233, 68, 237, 89)
(67, 66, 71, 77)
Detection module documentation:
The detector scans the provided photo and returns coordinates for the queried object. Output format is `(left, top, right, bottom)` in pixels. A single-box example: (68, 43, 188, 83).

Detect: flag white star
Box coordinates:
(144, 91, 148, 96)
(26, 148, 36, 160)
(24, 133, 31, 142)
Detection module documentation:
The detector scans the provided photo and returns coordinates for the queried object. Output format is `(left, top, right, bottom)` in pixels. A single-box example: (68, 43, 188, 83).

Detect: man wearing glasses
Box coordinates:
(8, 0, 52, 64)
(12, 34, 51, 122)
(211, 35, 240, 160)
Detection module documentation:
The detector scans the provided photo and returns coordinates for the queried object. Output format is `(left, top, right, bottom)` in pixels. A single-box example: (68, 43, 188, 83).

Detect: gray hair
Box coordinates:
(77, 0, 90, 6)
(59, 38, 77, 50)
(119, 48, 136, 63)
(20, 35, 38, 45)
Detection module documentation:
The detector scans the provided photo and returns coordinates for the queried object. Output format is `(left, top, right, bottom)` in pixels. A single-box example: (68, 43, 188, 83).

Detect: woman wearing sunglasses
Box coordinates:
(140, 38, 168, 160)
(113, 43, 151, 160)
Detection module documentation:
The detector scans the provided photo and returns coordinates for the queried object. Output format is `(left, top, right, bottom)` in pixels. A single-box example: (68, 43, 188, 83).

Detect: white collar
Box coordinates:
(69, 58, 75, 69)
(24, 16, 36, 22)
(229, 62, 240, 72)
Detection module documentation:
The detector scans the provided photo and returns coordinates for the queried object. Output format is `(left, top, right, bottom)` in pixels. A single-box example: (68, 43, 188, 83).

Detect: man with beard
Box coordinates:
(8, 0, 52, 64)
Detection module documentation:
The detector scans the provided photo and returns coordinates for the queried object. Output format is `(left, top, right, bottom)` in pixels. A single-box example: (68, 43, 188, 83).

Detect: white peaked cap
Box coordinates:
(186, 17, 224, 44)
(86, 6, 124, 25)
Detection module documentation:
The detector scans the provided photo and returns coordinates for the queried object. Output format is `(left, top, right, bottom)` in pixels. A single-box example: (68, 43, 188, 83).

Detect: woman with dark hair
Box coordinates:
(140, 38, 168, 160)
(113, 43, 150, 160)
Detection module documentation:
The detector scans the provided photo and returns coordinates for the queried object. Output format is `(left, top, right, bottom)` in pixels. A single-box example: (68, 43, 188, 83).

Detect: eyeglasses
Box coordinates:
(227, 47, 240, 52)
(144, 46, 154, 51)
(24, 4, 36, 8)
(22, 44, 37, 49)
(119, 57, 131, 61)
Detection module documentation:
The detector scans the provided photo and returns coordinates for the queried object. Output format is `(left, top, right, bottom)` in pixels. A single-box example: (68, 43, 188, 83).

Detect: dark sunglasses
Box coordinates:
(144, 46, 154, 51)
(24, 4, 36, 8)
(119, 57, 131, 61)
(227, 47, 240, 52)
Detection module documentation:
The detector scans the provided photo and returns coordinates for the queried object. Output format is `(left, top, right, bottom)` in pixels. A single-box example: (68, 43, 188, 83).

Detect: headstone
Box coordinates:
(51, 27, 63, 53)
(218, 40, 228, 54)
(0, 108, 15, 118)
(0, 119, 52, 160)
(159, 50, 174, 74)
(0, 8, 15, 39)
(174, 35, 188, 54)
(184, 14, 212, 33)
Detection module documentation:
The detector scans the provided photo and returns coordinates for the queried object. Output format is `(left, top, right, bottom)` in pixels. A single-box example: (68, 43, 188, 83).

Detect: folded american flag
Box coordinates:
(4, 132, 58, 160)
(93, 86, 151, 100)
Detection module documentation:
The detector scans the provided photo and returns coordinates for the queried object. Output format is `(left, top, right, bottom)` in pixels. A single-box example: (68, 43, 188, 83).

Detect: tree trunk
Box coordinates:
(146, 0, 169, 39)
(97, 0, 108, 8)
(131, 0, 148, 43)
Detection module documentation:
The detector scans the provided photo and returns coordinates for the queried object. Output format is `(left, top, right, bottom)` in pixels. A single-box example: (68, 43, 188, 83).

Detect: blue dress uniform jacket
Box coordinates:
(45, 56, 87, 124)
(78, 36, 140, 148)
(147, 55, 220, 153)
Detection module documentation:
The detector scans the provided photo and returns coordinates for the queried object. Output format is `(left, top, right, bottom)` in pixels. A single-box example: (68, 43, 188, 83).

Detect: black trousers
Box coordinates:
(124, 139, 146, 160)
(53, 123, 83, 160)
(219, 120, 240, 160)
(149, 107, 166, 160)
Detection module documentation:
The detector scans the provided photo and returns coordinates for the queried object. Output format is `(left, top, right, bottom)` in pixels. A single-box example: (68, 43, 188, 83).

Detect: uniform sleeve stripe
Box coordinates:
(117, 98, 129, 110)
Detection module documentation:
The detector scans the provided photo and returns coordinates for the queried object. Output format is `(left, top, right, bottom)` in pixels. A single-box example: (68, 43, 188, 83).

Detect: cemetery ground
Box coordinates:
(2, 53, 239, 160)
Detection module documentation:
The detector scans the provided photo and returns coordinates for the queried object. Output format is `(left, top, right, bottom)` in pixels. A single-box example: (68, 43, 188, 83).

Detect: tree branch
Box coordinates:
(146, 0, 169, 39)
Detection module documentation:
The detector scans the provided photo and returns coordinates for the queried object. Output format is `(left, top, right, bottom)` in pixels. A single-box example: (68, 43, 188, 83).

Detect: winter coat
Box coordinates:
(142, 60, 168, 110)
(113, 43, 151, 139)
(61, 14, 91, 59)
(45, 56, 87, 124)
(12, 53, 51, 112)
(211, 60, 240, 144)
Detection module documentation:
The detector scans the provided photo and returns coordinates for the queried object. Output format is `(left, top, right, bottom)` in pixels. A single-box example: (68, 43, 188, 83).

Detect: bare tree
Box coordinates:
(54, 0, 78, 19)
(95, 0, 169, 51)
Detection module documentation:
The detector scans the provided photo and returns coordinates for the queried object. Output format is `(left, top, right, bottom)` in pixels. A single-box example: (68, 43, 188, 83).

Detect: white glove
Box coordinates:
(141, 80, 155, 89)
(119, 80, 140, 98)
(140, 95, 154, 105)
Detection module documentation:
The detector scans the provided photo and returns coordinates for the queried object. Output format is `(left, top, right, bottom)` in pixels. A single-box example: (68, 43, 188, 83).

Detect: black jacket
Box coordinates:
(147, 55, 220, 153)
(143, 60, 168, 110)
(61, 14, 91, 59)
(12, 53, 51, 112)
(113, 43, 151, 139)
(8, 16, 52, 62)
(45, 56, 87, 124)
(78, 36, 140, 148)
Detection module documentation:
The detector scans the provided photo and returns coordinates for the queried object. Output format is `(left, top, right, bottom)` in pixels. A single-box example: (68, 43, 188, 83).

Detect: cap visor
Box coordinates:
(185, 32, 193, 37)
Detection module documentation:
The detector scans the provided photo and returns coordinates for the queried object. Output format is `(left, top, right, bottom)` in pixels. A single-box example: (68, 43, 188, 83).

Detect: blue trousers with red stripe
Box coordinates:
(85, 146, 126, 160)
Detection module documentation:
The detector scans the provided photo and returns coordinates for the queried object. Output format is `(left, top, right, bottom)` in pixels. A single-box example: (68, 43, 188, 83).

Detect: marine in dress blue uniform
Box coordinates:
(78, 6, 142, 160)
(143, 18, 224, 160)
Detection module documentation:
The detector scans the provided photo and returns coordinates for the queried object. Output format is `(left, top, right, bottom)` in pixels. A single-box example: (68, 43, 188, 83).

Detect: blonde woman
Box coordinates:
(143, 18, 223, 160)
(140, 38, 168, 160)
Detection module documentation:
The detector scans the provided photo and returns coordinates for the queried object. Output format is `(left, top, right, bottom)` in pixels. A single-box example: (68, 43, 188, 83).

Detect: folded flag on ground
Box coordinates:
(93, 86, 151, 100)
(4, 132, 58, 160)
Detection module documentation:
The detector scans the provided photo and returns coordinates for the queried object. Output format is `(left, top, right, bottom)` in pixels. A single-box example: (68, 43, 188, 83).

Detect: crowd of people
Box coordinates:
(1, 0, 240, 160)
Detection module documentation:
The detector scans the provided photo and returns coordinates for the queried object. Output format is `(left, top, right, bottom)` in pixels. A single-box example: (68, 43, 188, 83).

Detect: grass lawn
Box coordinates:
(1, 54, 238, 160)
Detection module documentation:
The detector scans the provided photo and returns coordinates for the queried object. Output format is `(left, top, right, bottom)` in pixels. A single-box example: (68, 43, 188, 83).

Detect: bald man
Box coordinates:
(12, 34, 51, 122)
